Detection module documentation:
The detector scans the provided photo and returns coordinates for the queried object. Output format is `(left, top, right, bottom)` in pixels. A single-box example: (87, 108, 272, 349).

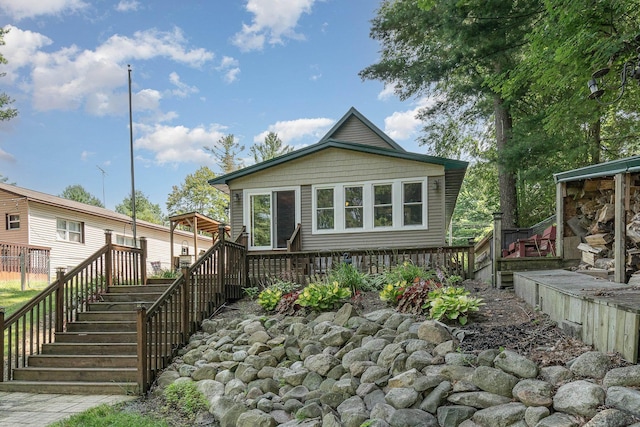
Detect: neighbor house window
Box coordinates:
(116, 235, 136, 247)
(403, 182, 423, 226)
(373, 184, 393, 228)
(57, 218, 83, 243)
(316, 188, 334, 230)
(6, 214, 19, 230)
(344, 186, 363, 229)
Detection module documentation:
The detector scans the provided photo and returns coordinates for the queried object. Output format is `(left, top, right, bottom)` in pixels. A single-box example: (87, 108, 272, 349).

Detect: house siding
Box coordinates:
(0, 189, 30, 245)
(330, 116, 396, 150)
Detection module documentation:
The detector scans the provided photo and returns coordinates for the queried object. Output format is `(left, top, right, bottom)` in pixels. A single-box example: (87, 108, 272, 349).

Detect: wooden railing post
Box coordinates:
(467, 238, 475, 280)
(140, 237, 148, 285)
(55, 267, 65, 333)
(181, 267, 191, 339)
(0, 307, 5, 382)
(492, 212, 503, 288)
(136, 304, 147, 394)
(219, 225, 226, 300)
(104, 230, 113, 288)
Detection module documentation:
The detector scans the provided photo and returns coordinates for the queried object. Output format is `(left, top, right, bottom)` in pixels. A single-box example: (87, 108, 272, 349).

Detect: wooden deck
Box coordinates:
(514, 269, 640, 363)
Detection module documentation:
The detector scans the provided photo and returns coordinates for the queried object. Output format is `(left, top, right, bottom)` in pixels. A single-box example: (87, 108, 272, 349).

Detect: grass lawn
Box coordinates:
(49, 404, 169, 427)
(0, 279, 49, 318)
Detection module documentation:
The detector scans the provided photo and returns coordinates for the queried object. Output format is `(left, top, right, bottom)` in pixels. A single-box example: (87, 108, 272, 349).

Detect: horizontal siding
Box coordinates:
(233, 148, 444, 190)
(0, 189, 30, 245)
(330, 116, 395, 150)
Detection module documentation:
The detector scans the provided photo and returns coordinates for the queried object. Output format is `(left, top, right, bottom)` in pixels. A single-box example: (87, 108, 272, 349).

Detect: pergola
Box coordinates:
(168, 212, 229, 267)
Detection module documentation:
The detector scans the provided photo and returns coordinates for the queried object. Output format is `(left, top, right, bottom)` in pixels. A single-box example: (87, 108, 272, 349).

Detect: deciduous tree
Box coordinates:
(60, 185, 104, 208)
(116, 191, 165, 225)
(0, 28, 17, 122)
(166, 166, 229, 222)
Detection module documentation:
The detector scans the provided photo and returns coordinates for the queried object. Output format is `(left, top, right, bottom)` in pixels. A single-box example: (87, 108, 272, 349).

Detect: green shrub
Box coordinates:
(242, 286, 260, 299)
(327, 261, 369, 294)
(384, 261, 434, 284)
(379, 281, 406, 305)
(163, 381, 208, 421)
(257, 288, 282, 311)
(425, 286, 484, 325)
(296, 281, 351, 311)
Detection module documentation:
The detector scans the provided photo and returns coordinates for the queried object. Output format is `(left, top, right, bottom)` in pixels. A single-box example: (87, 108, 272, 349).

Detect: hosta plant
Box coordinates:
(425, 286, 484, 326)
(257, 288, 282, 311)
(296, 281, 351, 311)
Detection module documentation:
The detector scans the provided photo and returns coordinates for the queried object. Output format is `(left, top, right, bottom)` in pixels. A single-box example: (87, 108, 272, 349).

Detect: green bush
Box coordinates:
(327, 261, 369, 294)
(163, 381, 209, 421)
(257, 288, 282, 311)
(425, 286, 484, 325)
(379, 281, 406, 305)
(384, 261, 434, 284)
(296, 281, 351, 311)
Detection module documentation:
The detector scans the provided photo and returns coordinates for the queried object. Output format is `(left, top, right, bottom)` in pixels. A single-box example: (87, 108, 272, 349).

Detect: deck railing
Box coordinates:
(1, 231, 146, 382)
(137, 232, 245, 393)
(0, 242, 50, 283)
(247, 245, 475, 285)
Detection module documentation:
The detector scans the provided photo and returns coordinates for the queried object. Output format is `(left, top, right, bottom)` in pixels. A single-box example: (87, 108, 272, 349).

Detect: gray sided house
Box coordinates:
(210, 108, 468, 252)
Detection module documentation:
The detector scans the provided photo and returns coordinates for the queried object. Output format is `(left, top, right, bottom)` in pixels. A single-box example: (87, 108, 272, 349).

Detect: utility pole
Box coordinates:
(128, 65, 137, 245)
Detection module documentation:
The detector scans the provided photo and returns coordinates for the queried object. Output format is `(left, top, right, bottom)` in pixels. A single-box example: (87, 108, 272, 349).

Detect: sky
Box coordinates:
(0, 0, 432, 213)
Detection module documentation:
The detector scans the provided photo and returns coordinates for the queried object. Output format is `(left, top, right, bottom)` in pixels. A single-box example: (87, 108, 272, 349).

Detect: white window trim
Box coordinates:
(7, 214, 20, 230)
(312, 177, 429, 234)
(243, 186, 301, 251)
(56, 218, 83, 243)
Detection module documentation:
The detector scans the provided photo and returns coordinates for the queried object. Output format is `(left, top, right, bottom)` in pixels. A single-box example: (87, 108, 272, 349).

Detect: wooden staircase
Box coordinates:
(0, 281, 171, 395)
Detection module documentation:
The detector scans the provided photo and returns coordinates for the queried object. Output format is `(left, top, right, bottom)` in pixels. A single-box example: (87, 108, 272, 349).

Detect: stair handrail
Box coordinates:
(1, 230, 145, 382)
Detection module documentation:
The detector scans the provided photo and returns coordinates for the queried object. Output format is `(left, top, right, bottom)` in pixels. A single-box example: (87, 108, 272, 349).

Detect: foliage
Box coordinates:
(366, 273, 389, 292)
(396, 279, 442, 315)
(48, 403, 169, 427)
(167, 166, 229, 223)
(0, 28, 18, 123)
(204, 134, 244, 174)
(242, 286, 260, 299)
(149, 269, 177, 279)
(426, 286, 484, 326)
(60, 185, 104, 207)
(379, 281, 406, 306)
(296, 281, 351, 311)
(327, 262, 369, 294)
(163, 381, 209, 421)
(257, 288, 282, 311)
(250, 132, 293, 163)
(115, 190, 165, 225)
(384, 261, 433, 285)
(275, 290, 302, 315)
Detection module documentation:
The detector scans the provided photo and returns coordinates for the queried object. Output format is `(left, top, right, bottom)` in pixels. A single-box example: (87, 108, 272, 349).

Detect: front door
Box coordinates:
(249, 190, 296, 249)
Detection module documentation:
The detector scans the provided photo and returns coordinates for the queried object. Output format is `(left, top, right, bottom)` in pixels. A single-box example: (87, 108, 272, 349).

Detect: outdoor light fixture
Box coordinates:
(588, 50, 640, 104)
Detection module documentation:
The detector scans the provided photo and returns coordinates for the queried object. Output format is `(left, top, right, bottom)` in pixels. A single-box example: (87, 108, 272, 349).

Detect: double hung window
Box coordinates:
(57, 218, 83, 243)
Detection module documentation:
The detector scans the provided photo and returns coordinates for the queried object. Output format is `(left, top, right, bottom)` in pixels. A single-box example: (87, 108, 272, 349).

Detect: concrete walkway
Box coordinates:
(0, 392, 137, 426)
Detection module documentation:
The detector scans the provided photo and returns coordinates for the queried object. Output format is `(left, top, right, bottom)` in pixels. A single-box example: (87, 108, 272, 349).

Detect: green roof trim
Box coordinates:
(209, 139, 468, 186)
(319, 106, 406, 151)
(554, 155, 640, 183)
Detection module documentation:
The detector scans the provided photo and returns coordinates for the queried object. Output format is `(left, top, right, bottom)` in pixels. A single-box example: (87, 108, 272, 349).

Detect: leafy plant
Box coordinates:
(242, 286, 260, 299)
(275, 290, 302, 315)
(366, 273, 388, 291)
(163, 381, 209, 421)
(426, 286, 484, 326)
(327, 261, 369, 294)
(396, 279, 442, 315)
(379, 281, 406, 305)
(257, 288, 282, 311)
(384, 261, 434, 284)
(296, 281, 351, 311)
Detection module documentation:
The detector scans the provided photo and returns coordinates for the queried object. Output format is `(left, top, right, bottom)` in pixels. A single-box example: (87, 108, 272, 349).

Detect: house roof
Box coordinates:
(0, 182, 178, 235)
(554, 155, 640, 183)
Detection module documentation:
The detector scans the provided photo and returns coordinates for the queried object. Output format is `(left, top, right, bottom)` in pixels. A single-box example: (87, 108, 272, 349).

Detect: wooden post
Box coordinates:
(104, 230, 113, 288)
(0, 307, 4, 382)
(181, 267, 190, 340)
(555, 181, 565, 259)
(492, 212, 503, 288)
(55, 267, 65, 333)
(614, 173, 626, 283)
(140, 237, 148, 285)
(219, 225, 226, 304)
(136, 304, 147, 395)
(467, 238, 475, 280)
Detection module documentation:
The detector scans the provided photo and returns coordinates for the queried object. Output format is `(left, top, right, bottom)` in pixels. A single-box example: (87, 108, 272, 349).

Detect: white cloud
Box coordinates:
(80, 150, 93, 161)
(168, 72, 198, 98)
(383, 97, 437, 141)
(0, 148, 16, 163)
(232, 0, 315, 51)
(377, 84, 396, 101)
(115, 0, 140, 12)
(134, 123, 228, 165)
(0, 0, 87, 20)
(254, 117, 334, 144)
(1, 26, 214, 115)
(216, 56, 240, 83)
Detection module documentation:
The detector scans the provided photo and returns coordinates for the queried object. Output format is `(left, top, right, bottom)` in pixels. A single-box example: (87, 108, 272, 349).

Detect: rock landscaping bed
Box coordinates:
(124, 280, 640, 426)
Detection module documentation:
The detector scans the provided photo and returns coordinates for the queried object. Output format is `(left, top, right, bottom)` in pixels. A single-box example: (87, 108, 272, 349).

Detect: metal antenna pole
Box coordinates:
(128, 65, 137, 245)
(96, 165, 107, 207)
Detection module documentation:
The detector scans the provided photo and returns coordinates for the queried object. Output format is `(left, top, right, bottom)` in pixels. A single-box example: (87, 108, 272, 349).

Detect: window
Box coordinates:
(116, 235, 136, 247)
(250, 194, 271, 248)
(245, 188, 300, 250)
(6, 214, 19, 230)
(344, 186, 363, 229)
(373, 184, 393, 228)
(316, 188, 334, 230)
(57, 218, 83, 243)
(403, 182, 423, 226)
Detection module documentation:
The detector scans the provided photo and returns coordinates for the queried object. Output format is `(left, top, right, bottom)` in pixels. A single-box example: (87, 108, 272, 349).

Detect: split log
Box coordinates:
(627, 213, 640, 243)
(584, 233, 614, 247)
(596, 203, 615, 223)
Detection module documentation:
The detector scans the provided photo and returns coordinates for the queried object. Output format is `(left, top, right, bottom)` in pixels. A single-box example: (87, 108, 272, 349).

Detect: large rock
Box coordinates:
(583, 408, 637, 427)
(471, 366, 519, 398)
(472, 402, 526, 427)
(569, 351, 611, 379)
(437, 406, 476, 427)
(493, 350, 538, 379)
(553, 380, 605, 417)
(388, 409, 438, 427)
(603, 365, 640, 387)
(511, 379, 553, 407)
(417, 320, 452, 344)
(304, 353, 340, 376)
(236, 409, 276, 427)
(447, 391, 511, 409)
(385, 387, 419, 409)
(605, 386, 640, 417)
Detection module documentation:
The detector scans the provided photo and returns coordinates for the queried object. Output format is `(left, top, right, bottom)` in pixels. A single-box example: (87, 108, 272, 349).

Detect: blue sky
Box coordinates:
(0, 0, 432, 213)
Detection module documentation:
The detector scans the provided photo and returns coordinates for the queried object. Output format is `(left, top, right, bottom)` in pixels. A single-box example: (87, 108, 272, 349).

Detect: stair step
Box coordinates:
(55, 331, 138, 343)
(76, 311, 137, 321)
(67, 321, 137, 332)
(100, 292, 165, 302)
(12, 367, 138, 382)
(0, 380, 139, 395)
(42, 342, 138, 355)
(88, 302, 150, 311)
(109, 284, 171, 293)
(27, 354, 137, 368)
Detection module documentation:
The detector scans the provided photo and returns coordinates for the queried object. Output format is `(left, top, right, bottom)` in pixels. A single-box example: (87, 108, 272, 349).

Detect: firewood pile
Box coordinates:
(564, 177, 640, 281)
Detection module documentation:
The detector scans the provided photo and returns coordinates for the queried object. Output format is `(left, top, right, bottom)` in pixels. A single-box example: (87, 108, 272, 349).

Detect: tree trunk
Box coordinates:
(588, 118, 601, 165)
(494, 95, 518, 229)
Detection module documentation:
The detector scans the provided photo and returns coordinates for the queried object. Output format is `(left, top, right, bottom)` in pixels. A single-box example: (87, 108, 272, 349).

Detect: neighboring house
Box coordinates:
(209, 107, 468, 252)
(0, 183, 214, 278)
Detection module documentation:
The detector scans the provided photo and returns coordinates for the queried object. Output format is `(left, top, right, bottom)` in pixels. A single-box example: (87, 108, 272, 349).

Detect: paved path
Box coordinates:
(0, 392, 137, 426)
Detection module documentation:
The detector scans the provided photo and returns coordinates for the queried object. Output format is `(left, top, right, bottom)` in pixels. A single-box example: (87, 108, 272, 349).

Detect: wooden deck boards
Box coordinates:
(514, 269, 640, 363)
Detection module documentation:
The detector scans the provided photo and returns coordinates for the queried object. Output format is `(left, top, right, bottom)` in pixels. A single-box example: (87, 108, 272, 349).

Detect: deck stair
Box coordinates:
(0, 280, 172, 395)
